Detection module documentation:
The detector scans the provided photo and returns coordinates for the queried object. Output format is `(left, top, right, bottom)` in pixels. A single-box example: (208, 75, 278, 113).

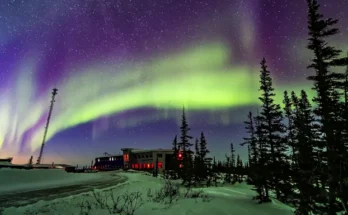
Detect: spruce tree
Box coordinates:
(171, 135, 179, 179)
(247, 145, 251, 166)
(194, 138, 201, 184)
(306, 0, 346, 213)
(241, 112, 258, 166)
(236, 154, 243, 182)
(224, 154, 232, 183)
(257, 58, 287, 200)
(199, 132, 211, 180)
(336, 51, 348, 213)
(230, 142, 237, 182)
(283, 91, 296, 164)
(254, 111, 269, 201)
(178, 107, 193, 185)
(291, 90, 321, 215)
(241, 112, 259, 186)
(212, 157, 218, 186)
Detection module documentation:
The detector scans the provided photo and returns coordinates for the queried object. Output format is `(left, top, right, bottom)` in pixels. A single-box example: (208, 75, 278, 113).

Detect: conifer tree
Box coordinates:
(224, 154, 232, 183)
(236, 154, 243, 182)
(283, 91, 296, 164)
(339, 53, 348, 212)
(306, 0, 346, 213)
(291, 90, 321, 215)
(199, 132, 211, 180)
(171, 135, 179, 179)
(178, 107, 193, 186)
(254, 112, 269, 201)
(212, 157, 218, 186)
(247, 145, 251, 166)
(241, 112, 259, 185)
(194, 138, 201, 184)
(257, 58, 287, 200)
(230, 142, 237, 182)
(241, 112, 258, 166)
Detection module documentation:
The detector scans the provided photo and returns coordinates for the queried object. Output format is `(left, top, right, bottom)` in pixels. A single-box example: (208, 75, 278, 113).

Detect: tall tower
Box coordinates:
(36, 88, 58, 165)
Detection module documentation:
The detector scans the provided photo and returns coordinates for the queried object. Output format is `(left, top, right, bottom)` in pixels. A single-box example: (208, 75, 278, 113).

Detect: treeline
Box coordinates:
(167, 108, 218, 187)
(165, 0, 347, 214)
(240, 1, 348, 215)
(166, 106, 250, 187)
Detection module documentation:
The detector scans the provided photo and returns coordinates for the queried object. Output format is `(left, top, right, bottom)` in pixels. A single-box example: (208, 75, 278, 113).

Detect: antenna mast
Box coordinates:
(36, 88, 58, 165)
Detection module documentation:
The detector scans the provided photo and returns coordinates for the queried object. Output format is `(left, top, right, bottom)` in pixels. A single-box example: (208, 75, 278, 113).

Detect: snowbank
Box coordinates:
(0, 169, 108, 194)
(3, 171, 295, 215)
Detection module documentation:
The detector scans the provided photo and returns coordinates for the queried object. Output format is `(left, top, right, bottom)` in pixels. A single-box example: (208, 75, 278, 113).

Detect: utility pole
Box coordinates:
(36, 88, 58, 165)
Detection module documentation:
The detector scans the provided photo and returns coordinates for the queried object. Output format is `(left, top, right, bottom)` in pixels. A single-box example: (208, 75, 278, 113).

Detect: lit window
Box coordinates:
(135, 164, 138, 169)
(147, 163, 150, 168)
(158, 162, 163, 169)
(124, 154, 129, 162)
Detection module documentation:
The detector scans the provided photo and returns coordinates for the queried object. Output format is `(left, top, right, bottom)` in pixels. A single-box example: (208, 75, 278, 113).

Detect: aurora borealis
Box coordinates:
(0, 0, 347, 165)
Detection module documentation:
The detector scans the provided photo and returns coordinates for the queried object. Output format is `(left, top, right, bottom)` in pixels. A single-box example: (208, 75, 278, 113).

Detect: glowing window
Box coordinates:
(158, 162, 163, 169)
(124, 154, 129, 162)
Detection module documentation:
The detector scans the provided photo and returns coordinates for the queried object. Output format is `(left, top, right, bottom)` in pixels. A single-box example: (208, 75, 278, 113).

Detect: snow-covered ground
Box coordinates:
(0, 168, 112, 194)
(2, 171, 295, 215)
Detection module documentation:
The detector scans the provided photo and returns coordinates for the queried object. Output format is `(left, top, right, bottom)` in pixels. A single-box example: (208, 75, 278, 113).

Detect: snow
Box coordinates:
(2, 171, 295, 215)
(0, 168, 107, 194)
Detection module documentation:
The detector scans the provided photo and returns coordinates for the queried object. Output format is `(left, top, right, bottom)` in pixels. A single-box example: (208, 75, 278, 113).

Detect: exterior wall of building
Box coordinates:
(94, 155, 123, 171)
(94, 148, 175, 172)
(121, 148, 174, 172)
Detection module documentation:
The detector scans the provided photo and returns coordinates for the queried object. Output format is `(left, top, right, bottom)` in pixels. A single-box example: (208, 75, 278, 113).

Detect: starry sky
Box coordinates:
(0, 0, 347, 166)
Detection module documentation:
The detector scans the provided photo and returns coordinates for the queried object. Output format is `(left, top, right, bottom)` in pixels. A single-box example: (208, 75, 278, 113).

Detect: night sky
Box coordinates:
(0, 0, 347, 166)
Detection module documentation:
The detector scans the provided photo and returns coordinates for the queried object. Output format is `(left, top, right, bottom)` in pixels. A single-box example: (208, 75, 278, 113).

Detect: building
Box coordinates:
(121, 148, 174, 173)
(0, 157, 13, 164)
(94, 154, 124, 171)
(93, 148, 176, 172)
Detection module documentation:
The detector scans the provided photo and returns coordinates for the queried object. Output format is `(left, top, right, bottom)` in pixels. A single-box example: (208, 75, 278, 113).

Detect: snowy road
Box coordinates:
(0, 174, 127, 210)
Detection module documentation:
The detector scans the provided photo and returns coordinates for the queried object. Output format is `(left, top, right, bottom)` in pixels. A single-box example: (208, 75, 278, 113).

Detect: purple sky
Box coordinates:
(0, 0, 347, 166)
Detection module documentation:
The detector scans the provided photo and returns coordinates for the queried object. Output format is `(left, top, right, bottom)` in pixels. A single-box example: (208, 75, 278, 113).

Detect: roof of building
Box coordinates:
(129, 148, 173, 153)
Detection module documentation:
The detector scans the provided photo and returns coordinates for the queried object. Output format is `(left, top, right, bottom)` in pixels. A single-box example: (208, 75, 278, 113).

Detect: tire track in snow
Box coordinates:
(0, 175, 127, 211)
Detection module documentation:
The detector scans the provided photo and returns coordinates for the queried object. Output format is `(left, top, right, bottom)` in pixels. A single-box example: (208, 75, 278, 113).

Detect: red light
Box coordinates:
(157, 162, 163, 169)
(179, 164, 183, 168)
(147, 164, 150, 168)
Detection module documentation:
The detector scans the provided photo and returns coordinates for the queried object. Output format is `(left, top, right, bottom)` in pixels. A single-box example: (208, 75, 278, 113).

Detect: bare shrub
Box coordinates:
(107, 191, 144, 215)
(79, 190, 144, 215)
(147, 179, 213, 207)
(147, 179, 180, 206)
(78, 200, 93, 215)
(92, 191, 109, 209)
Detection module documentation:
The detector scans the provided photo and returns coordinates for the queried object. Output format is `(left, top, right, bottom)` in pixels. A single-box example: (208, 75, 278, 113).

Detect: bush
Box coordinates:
(147, 179, 180, 206)
(78, 190, 144, 215)
(147, 179, 213, 207)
